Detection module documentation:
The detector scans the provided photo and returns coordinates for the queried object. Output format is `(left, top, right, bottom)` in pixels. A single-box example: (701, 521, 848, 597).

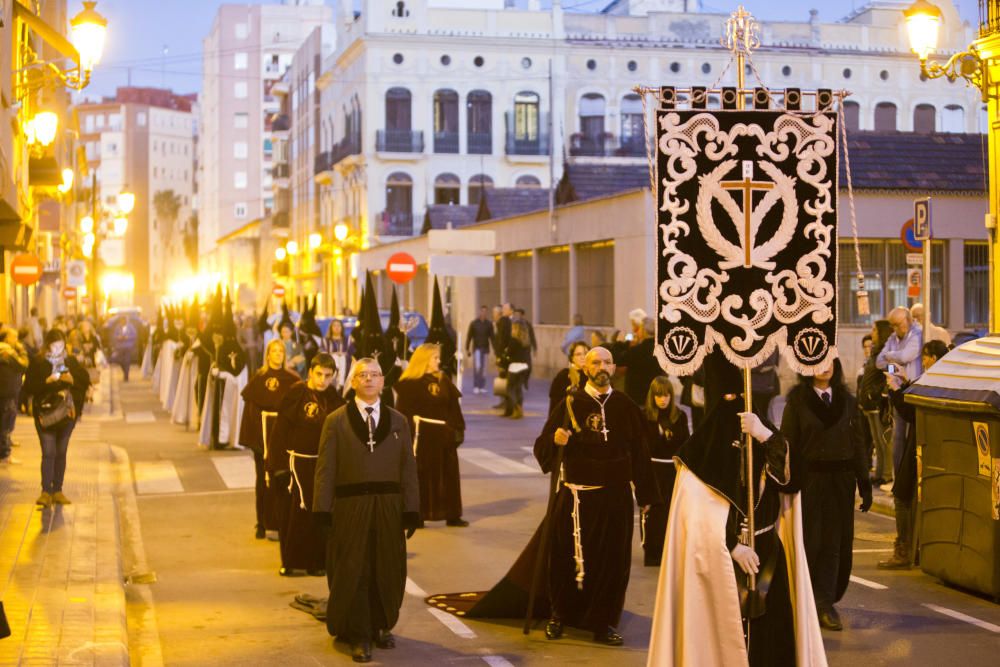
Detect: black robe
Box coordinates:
(394, 374, 465, 522)
(313, 402, 420, 642)
(534, 387, 659, 632)
(641, 411, 690, 567)
(269, 381, 344, 571)
(548, 367, 586, 416)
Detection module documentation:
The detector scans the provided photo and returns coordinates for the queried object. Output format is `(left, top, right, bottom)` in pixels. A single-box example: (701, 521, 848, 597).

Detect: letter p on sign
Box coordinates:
(914, 197, 932, 242)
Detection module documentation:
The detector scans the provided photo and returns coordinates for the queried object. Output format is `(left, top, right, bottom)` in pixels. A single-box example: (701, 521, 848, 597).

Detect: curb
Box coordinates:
(95, 443, 131, 666)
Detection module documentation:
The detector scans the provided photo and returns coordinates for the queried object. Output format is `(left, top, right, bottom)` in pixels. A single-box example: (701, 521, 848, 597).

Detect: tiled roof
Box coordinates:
(840, 132, 986, 193)
(560, 162, 651, 201)
(477, 188, 552, 221)
(422, 204, 478, 232)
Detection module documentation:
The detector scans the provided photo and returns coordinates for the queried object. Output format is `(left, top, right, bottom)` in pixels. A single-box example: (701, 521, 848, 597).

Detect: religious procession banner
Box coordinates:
(654, 109, 839, 375)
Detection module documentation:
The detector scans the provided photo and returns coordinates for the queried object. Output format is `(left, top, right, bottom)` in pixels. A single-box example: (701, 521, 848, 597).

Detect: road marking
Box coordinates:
(125, 411, 156, 424)
(852, 548, 894, 553)
(138, 488, 253, 499)
(482, 657, 515, 667)
(405, 577, 428, 597)
(210, 455, 255, 489)
(923, 604, 1000, 633)
(850, 575, 888, 590)
(428, 608, 477, 638)
(459, 448, 538, 476)
(133, 461, 184, 495)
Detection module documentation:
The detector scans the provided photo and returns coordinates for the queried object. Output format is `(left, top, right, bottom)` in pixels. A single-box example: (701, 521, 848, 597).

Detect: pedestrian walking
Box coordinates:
(500, 321, 532, 419)
(640, 376, 689, 567)
(465, 306, 494, 395)
(239, 339, 301, 539)
(0, 328, 29, 464)
(492, 303, 513, 409)
(110, 315, 138, 382)
(534, 346, 659, 646)
(859, 319, 893, 484)
(876, 307, 922, 487)
(780, 359, 871, 631)
(878, 340, 948, 571)
(395, 343, 467, 527)
(24, 329, 91, 507)
(313, 357, 420, 663)
(269, 353, 344, 575)
(548, 341, 588, 416)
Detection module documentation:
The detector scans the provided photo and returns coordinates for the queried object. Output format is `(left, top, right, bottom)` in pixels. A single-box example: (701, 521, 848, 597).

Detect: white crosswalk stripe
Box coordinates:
(133, 460, 184, 495)
(210, 454, 255, 489)
(124, 411, 156, 424)
(459, 448, 539, 476)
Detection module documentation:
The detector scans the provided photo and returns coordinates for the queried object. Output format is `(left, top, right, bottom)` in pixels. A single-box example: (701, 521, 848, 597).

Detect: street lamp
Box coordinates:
(903, 0, 983, 89)
(113, 215, 128, 236)
(117, 188, 135, 215)
(286, 240, 299, 256)
(28, 110, 59, 147)
(904, 0, 942, 60)
(309, 232, 322, 250)
(275, 246, 287, 261)
(69, 1, 109, 74)
(334, 222, 349, 242)
(13, 1, 108, 96)
(58, 168, 74, 194)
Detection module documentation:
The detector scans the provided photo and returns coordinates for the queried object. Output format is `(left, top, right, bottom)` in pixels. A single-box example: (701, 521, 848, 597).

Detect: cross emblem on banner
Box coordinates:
(720, 161, 774, 269)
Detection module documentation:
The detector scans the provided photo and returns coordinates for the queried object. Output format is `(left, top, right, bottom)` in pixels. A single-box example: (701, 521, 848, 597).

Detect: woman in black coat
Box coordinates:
(548, 341, 588, 416)
(779, 358, 871, 632)
(24, 329, 90, 507)
(641, 376, 689, 567)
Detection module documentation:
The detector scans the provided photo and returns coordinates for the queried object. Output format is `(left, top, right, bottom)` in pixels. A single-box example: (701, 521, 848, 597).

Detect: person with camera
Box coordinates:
(24, 329, 90, 507)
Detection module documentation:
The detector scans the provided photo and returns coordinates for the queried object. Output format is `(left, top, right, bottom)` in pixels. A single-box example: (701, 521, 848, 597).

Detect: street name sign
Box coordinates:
(428, 229, 496, 253)
(914, 197, 932, 241)
(429, 254, 495, 277)
(386, 252, 418, 284)
(10, 254, 43, 286)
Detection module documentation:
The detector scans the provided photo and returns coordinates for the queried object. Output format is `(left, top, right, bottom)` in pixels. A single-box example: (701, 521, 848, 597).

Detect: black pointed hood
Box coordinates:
(223, 290, 237, 339)
(385, 286, 407, 359)
(256, 303, 270, 336)
(208, 285, 224, 334)
(186, 297, 200, 330)
(299, 296, 322, 338)
(424, 276, 457, 375)
(355, 271, 396, 375)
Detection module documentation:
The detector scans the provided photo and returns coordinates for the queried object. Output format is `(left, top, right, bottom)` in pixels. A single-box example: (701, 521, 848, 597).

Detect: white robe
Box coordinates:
(157, 341, 179, 408)
(141, 341, 154, 378)
(171, 350, 200, 428)
(646, 463, 827, 667)
(198, 368, 249, 448)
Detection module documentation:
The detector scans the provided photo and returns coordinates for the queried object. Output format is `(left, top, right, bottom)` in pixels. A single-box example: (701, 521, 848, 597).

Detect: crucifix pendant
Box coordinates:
(600, 425, 609, 442)
(367, 435, 375, 452)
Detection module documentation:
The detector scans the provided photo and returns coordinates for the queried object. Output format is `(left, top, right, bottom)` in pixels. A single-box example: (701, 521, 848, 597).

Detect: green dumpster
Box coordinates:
(905, 335, 1000, 599)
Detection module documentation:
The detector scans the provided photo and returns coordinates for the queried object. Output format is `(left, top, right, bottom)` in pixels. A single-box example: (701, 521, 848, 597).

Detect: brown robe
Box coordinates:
(394, 373, 466, 521)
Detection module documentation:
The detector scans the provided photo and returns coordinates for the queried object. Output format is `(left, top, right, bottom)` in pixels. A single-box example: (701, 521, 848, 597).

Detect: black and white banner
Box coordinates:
(654, 110, 839, 375)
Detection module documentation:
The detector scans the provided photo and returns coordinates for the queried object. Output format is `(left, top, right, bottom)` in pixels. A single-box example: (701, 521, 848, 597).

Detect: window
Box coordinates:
(441, 55, 451, 66)
(942, 105, 965, 133)
(434, 173, 460, 205)
(843, 101, 860, 132)
(516, 174, 541, 188)
(514, 91, 539, 142)
(620, 94, 644, 154)
(385, 87, 411, 131)
(474, 56, 484, 68)
(136, 111, 147, 126)
(433, 89, 459, 153)
(392, 53, 404, 65)
(263, 138, 273, 160)
(627, 60, 637, 72)
(95, 115, 105, 128)
(85, 115, 94, 133)
(384, 172, 413, 234)
(234, 112, 249, 128)
(234, 203, 248, 218)
(538, 246, 570, 324)
(522, 57, 532, 69)
(874, 102, 897, 132)
(575, 93, 606, 155)
(577, 241, 614, 326)
(913, 104, 936, 134)
(234, 171, 248, 189)
(234, 141, 248, 159)
(506, 251, 533, 318)
(235, 23, 248, 39)
(467, 90, 492, 154)
(965, 242, 989, 328)
(234, 81, 248, 99)
(234, 52, 248, 70)
(468, 174, 493, 206)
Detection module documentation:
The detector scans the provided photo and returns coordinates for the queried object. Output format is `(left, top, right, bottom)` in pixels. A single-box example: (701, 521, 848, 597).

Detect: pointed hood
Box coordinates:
(424, 276, 457, 375)
(385, 286, 407, 359)
(256, 303, 270, 336)
(223, 290, 237, 339)
(186, 298, 200, 330)
(278, 300, 296, 338)
(208, 285, 225, 334)
(355, 271, 394, 373)
(298, 295, 322, 338)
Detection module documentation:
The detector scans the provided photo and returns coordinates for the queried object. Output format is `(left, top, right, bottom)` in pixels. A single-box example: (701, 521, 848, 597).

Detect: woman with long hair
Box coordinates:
(641, 376, 689, 567)
(781, 358, 871, 631)
(858, 319, 894, 484)
(501, 321, 532, 419)
(395, 343, 467, 526)
(549, 341, 588, 415)
(24, 329, 91, 507)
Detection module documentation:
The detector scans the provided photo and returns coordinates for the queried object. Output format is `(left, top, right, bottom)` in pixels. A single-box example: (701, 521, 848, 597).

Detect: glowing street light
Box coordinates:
(285, 240, 299, 256)
(58, 168, 74, 194)
(29, 111, 59, 147)
(904, 0, 943, 61)
(308, 232, 322, 250)
(334, 223, 349, 242)
(70, 1, 109, 73)
(113, 215, 128, 236)
(275, 246, 287, 261)
(117, 188, 135, 214)
(80, 215, 94, 234)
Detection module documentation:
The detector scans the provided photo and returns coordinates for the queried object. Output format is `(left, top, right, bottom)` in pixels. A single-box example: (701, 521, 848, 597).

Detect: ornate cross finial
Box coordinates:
(722, 5, 760, 57)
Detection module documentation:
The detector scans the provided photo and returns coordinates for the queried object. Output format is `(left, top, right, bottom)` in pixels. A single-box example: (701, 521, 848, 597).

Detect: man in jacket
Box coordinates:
(0, 327, 29, 463)
(465, 306, 494, 395)
(111, 316, 138, 382)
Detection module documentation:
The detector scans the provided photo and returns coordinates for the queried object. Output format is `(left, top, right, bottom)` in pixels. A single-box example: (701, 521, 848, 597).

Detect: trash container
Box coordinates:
(905, 335, 1000, 600)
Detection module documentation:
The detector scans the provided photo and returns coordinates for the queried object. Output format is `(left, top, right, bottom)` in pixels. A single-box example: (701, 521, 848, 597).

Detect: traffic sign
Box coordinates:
(428, 229, 496, 253)
(914, 197, 932, 241)
(10, 254, 43, 286)
(386, 252, 418, 284)
(63, 286, 77, 299)
(906, 253, 923, 266)
(272, 284, 286, 298)
(900, 218, 922, 252)
(907, 267, 922, 298)
(429, 254, 495, 277)
(66, 259, 87, 287)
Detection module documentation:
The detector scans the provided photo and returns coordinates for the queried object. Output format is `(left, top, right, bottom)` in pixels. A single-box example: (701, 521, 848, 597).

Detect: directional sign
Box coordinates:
(10, 254, 43, 286)
(66, 259, 87, 287)
(386, 252, 418, 284)
(914, 197, 932, 241)
(429, 254, 495, 277)
(428, 229, 496, 253)
(63, 286, 77, 299)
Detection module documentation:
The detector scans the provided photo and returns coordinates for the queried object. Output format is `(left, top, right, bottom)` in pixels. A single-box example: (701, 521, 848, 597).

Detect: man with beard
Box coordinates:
(313, 357, 420, 663)
(269, 353, 344, 575)
(240, 339, 301, 539)
(533, 346, 659, 645)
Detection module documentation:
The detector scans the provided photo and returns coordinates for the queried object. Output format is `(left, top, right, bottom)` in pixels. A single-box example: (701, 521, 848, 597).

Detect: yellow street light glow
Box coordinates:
(117, 189, 135, 214)
(274, 246, 287, 261)
(70, 1, 109, 73)
(113, 215, 128, 236)
(82, 243, 93, 258)
(80, 215, 94, 234)
(31, 111, 59, 147)
(334, 223, 349, 242)
(101, 271, 134, 294)
(285, 240, 299, 256)
(58, 168, 74, 194)
(82, 232, 95, 247)
(904, 0, 943, 61)
(308, 232, 322, 250)
(168, 272, 224, 301)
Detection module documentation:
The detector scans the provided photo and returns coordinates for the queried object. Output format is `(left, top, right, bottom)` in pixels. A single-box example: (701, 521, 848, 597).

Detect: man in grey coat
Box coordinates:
(313, 357, 421, 663)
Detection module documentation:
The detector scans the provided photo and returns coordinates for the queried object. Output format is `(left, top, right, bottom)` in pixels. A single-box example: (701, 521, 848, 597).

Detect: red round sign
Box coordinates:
(386, 252, 417, 284)
(10, 254, 43, 286)
(900, 218, 922, 252)
(62, 286, 77, 299)
(272, 284, 286, 298)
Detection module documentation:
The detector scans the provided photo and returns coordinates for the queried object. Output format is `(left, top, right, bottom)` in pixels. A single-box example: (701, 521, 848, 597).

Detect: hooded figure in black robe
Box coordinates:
(385, 287, 409, 362)
(424, 277, 457, 378)
(313, 357, 420, 659)
(352, 272, 398, 408)
(533, 346, 659, 644)
(298, 297, 323, 368)
(240, 338, 301, 538)
(199, 290, 248, 449)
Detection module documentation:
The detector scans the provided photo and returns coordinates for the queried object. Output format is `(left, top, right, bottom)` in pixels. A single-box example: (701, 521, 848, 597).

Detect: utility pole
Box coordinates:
(90, 172, 100, 320)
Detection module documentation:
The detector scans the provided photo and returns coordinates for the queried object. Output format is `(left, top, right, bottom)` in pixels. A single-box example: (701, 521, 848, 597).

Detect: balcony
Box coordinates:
(330, 135, 361, 165)
(467, 132, 492, 155)
(377, 210, 415, 236)
(504, 111, 550, 156)
(569, 133, 612, 157)
(434, 131, 459, 154)
(272, 163, 290, 179)
(376, 129, 424, 153)
(314, 151, 333, 175)
(269, 113, 290, 132)
(616, 136, 646, 158)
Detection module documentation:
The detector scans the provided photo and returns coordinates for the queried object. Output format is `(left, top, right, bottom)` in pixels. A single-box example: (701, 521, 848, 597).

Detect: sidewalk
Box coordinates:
(0, 382, 128, 664)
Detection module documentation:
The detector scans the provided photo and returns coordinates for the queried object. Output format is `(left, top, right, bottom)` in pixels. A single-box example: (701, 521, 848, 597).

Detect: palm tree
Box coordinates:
(153, 189, 183, 272)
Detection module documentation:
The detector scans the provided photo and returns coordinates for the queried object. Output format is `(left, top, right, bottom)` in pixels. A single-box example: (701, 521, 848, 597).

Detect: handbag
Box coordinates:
(492, 376, 508, 397)
(37, 389, 75, 430)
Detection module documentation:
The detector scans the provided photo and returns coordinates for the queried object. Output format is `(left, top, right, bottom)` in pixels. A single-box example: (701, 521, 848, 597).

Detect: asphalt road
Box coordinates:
(103, 371, 1000, 666)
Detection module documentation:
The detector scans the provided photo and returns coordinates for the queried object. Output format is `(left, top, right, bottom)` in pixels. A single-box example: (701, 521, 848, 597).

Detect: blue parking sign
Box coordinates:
(914, 197, 932, 241)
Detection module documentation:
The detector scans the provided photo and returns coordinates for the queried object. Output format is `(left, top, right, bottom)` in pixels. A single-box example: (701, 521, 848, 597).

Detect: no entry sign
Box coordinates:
(386, 252, 417, 284)
(272, 284, 286, 298)
(63, 286, 77, 299)
(10, 254, 43, 286)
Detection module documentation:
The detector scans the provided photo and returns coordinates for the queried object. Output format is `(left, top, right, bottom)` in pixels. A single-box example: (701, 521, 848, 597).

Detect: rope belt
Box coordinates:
(413, 415, 447, 456)
(755, 521, 776, 538)
(650, 458, 675, 464)
(564, 482, 603, 590)
(287, 450, 318, 510)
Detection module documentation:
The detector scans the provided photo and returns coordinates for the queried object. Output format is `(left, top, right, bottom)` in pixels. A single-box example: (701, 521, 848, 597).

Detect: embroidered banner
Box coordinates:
(654, 110, 838, 375)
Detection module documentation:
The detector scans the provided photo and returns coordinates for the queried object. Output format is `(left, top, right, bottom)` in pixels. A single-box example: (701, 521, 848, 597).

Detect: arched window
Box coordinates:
(843, 101, 860, 132)
(874, 102, 897, 132)
(620, 94, 644, 156)
(434, 173, 460, 205)
(467, 90, 492, 155)
(468, 174, 494, 206)
(385, 87, 411, 131)
(913, 104, 936, 134)
(384, 172, 413, 234)
(516, 174, 541, 188)
(942, 104, 964, 133)
(433, 89, 459, 153)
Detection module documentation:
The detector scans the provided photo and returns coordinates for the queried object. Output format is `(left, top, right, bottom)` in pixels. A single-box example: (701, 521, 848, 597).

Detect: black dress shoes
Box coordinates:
(351, 641, 372, 663)
(594, 626, 624, 646)
(446, 518, 470, 527)
(255, 525, 265, 539)
(374, 629, 395, 649)
(544, 618, 563, 640)
(818, 606, 843, 631)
